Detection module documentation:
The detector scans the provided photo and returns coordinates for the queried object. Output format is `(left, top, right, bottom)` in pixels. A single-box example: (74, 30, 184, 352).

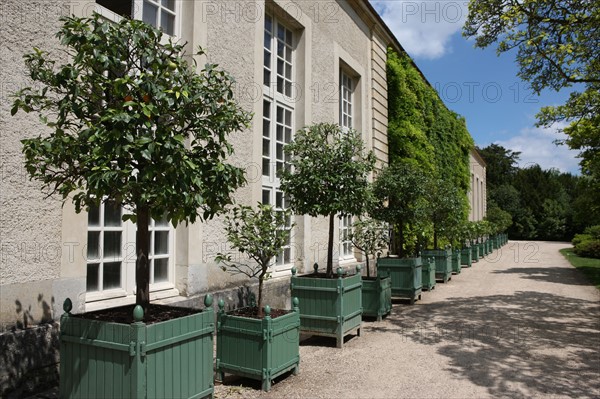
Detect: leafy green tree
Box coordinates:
(428, 178, 468, 248)
(216, 204, 293, 317)
(11, 15, 251, 310)
(350, 217, 388, 277)
(280, 123, 375, 277)
(478, 145, 521, 188)
(486, 202, 513, 234)
(372, 161, 430, 258)
(463, 0, 600, 182)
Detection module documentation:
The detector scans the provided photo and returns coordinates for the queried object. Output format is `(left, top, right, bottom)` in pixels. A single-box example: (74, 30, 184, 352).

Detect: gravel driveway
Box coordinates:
(216, 241, 600, 399)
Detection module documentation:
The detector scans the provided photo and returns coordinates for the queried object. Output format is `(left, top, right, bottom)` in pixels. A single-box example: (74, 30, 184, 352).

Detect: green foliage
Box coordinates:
(479, 144, 600, 242)
(12, 15, 250, 307)
(428, 178, 469, 247)
(280, 123, 375, 275)
(386, 49, 473, 192)
(572, 225, 600, 259)
(372, 160, 431, 257)
(386, 48, 473, 248)
(349, 217, 388, 277)
(486, 202, 513, 235)
(463, 0, 600, 183)
(216, 204, 293, 316)
(477, 145, 521, 189)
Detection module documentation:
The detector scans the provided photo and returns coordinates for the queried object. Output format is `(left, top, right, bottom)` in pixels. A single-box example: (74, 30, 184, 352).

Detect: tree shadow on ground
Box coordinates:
(493, 267, 595, 286)
(369, 291, 600, 398)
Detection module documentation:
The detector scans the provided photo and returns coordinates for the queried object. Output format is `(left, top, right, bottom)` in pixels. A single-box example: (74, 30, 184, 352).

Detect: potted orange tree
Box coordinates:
(281, 123, 375, 348)
(372, 161, 429, 305)
(12, 15, 250, 398)
(350, 217, 391, 320)
(215, 204, 300, 391)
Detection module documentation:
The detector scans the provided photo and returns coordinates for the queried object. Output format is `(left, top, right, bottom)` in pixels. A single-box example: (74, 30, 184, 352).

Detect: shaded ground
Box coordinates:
(216, 241, 600, 399)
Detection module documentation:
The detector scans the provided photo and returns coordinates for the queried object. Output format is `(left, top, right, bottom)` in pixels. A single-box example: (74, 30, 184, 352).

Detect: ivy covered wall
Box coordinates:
(386, 49, 474, 192)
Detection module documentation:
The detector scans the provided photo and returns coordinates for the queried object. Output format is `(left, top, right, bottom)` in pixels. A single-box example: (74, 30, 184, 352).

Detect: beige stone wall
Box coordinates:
(469, 150, 487, 221)
(0, 0, 386, 329)
(371, 30, 389, 170)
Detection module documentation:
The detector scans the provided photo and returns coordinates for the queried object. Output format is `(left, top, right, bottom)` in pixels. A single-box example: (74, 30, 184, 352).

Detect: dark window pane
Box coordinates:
(143, 1, 158, 27)
(276, 125, 283, 141)
(154, 258, 169, 282)
(285, 128, 292, 143)
(276, 192, 283, 208)
(103, 262, 121, 289)
(285, 29, 292, 46)
(265, 15, 272, 32)
(161, 0, 175, 11)
(263, 70, 270, 87)
(264, 50, 271, 69)
(263, 100, 271, 118)
(87, 231, 100, 259)
(263, 120, 270, 137)
(276, 143, 284, 160)
(86, 263, 99, 291)
(262, 159, 270, 177)
(161, 12, 175, 35)
(264, 32, 271, 49)
(277, 24, 285, 40)
(154, 231, 169, 255)
(96, 0, 133, 17)
(262, 190, 271, 205)
(103, 231, 122, 259)
(88, 205, 100, 227)
(284, 248, 291, 263)
(263, 139, 270, 156)
(104, 202, 122, 227)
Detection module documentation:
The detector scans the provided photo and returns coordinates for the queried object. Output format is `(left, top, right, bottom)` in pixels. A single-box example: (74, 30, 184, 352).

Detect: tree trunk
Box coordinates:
(366, 255, 370, 278)
(257, 275, 264, 318)
(136, 205, 150, 311)
(397, 223, 405, 257)
(433, 226, 438, 249)
(326, 213, 335, 277)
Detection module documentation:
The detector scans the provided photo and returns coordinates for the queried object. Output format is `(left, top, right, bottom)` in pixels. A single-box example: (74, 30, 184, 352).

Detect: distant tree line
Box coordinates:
(478, 144, 600, 241)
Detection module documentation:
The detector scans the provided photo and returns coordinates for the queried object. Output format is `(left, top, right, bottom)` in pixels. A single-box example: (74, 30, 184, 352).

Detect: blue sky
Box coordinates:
(371, 1, 581, 174)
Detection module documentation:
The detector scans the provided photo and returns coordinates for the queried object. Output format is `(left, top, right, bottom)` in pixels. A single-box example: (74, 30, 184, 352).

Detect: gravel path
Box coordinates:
(216, 241, 600, 399)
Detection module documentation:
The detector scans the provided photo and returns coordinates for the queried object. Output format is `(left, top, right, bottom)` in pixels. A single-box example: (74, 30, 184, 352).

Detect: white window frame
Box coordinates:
(262, 13, 295, 277)
(338, 69, 356, 262)
(85, 202, 176, 304)
(94, 0, 181, 37)
(340, 70, 354, 131)
(339, 214, 354, 261)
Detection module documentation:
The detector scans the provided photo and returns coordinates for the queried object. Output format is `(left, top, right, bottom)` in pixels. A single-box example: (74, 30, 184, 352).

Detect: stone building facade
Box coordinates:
(469, 148, 488, 221)
(0, 0, 486, 395)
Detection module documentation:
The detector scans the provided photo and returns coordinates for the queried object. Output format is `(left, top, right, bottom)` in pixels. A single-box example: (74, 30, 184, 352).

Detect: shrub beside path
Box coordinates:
(218, 241, 600, 399)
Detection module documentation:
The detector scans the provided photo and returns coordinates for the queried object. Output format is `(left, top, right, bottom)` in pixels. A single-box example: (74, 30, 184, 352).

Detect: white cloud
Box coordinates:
(494, 123, 581, 174)
(371, 0, 469, 59)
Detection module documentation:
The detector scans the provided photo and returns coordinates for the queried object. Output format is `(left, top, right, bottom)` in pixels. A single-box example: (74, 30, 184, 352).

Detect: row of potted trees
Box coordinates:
(14, 16, 511, 398)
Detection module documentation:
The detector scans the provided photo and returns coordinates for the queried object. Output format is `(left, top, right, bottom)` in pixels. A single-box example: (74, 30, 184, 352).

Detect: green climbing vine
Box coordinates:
(386, 48, 474, 248)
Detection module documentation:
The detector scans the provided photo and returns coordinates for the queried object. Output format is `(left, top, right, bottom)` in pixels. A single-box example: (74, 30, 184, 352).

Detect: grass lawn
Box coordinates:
(560, 248, 600, 289)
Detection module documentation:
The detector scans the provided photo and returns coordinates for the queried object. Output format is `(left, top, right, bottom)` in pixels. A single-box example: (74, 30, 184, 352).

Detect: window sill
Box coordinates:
(85, 287, 180, 312)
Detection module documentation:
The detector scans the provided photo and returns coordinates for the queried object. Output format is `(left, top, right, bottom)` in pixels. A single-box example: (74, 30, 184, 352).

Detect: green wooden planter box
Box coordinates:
(421, 257, 436, 291)
(451, 250, 461, 274)
(471, 244, 479, 262)
(478, 242, 485, 258)
(290, 265, 362, 348)
(422, 249, 452, 283)
(59, 296, 215, 399)
(361, 276, 392, 321)
(461, 248, 472, 267)
(216, 300, 300, 391)
(377, 256, 423, 304)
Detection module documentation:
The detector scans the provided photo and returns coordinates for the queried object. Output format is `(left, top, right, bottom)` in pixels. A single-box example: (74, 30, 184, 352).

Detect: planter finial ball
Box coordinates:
(292, 297, 299, 307)
(356, 264, 362, 272)
(133, 305, 144, 322)
(218, 299, 225, 311)
(313, 263, 319, 272)
(337, 267, 344, 277)
(63, 298, 72, 314)
(264, 305, 271, 317)
(291, 266, 297, 276)
(204, 294, 213, 307)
